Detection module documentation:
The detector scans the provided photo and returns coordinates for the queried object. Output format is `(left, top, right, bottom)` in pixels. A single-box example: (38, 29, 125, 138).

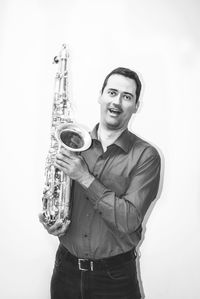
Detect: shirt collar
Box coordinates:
(90, 124, 135, 153)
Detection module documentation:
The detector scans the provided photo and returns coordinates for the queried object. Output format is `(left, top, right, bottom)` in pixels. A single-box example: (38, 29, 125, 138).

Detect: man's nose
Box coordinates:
(112, 93, 122, 105)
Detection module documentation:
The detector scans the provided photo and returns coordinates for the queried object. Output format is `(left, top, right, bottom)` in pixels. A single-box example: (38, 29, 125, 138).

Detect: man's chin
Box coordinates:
(105, 120, 123, 130)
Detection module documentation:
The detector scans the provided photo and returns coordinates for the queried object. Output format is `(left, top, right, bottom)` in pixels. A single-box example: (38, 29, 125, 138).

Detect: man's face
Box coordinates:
(98, 74, 139, 131)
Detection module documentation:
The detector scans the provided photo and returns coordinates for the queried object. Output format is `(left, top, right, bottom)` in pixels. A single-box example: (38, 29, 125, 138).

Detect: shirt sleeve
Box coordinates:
(85, 147, 161, 234)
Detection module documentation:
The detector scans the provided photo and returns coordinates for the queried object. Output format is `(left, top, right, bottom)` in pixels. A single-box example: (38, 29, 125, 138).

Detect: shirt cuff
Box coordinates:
(85, 178, 108, 207)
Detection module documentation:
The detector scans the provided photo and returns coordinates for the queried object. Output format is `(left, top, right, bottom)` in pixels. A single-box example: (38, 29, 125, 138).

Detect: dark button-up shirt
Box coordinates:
(60, 124, 161, 259)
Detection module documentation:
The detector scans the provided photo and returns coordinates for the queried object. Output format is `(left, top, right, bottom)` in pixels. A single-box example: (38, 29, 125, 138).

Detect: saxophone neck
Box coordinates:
(52, 44, 74, 125)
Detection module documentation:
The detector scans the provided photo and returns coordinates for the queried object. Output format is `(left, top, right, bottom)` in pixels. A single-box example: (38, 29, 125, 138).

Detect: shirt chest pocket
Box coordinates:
(101, 173, 130, 197)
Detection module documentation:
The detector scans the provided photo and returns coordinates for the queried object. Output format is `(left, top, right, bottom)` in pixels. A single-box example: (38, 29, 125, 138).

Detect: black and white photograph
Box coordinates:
(0, 0, 200, 298)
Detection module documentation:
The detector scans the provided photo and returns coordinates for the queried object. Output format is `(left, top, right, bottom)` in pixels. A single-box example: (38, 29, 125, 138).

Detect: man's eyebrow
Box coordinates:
(108, 88, 118, 91)
(107, 88, 134, 97)
(123, 92, 134, 97)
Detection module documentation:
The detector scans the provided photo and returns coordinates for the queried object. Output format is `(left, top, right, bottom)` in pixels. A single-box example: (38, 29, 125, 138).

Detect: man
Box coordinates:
(40, 67, 161, 299)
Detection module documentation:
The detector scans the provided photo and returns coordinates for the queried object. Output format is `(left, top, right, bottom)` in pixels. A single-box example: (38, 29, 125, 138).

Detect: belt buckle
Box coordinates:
(78, 258, 94, 271)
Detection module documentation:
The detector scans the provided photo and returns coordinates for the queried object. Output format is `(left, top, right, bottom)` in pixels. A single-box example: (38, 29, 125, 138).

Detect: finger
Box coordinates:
(60, 147, 76, 158)
(55, 160, 69, 170)
(56, 152, 71, 161)
(48, 220, 70, 236)
(56, 221, 70, 237)
(56, 227, 67, 237)
(47, 220, 63, 233)
(59, 147, 70, 156)
(56, 153, 75, 166)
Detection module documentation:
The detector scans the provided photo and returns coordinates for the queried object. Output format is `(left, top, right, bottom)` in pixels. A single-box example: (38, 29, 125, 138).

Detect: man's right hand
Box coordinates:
(38, 213, 70, 237)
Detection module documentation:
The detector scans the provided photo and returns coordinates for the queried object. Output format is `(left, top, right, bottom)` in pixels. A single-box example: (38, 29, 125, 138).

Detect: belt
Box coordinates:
(60, 245, 136, 271)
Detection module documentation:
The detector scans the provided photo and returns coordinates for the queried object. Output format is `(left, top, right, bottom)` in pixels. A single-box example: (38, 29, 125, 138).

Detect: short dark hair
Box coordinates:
(101, 67, 142, 103)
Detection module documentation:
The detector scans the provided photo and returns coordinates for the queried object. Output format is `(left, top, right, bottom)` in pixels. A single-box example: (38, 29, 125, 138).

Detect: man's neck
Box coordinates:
(98, 124, 126, 151)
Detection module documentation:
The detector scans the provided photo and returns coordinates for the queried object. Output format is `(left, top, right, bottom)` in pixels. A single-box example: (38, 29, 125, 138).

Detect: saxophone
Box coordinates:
(42, 44, 91, 226)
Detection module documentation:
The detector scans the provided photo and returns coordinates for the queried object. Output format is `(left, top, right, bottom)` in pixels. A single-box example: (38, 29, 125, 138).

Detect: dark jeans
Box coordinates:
(51, 245, 141, 299)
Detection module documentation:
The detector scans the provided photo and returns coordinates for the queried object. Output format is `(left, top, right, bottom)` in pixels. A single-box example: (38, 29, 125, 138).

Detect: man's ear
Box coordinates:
(133, 101, 140, 113)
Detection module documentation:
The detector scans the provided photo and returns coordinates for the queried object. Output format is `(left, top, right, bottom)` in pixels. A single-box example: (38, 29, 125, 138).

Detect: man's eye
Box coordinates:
(123, 95, 132, 101)
(108, 90, 117, 96)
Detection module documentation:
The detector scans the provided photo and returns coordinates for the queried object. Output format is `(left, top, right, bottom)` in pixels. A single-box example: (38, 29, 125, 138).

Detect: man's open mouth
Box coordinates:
(108, 108, 122, 116)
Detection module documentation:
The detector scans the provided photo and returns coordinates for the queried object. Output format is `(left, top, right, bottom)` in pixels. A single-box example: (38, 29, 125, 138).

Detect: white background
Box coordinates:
(1, 0, 200, 298)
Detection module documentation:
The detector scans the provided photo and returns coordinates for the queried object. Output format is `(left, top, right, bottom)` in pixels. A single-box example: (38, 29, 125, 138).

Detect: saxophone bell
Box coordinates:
(56, 123, 92, 152)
